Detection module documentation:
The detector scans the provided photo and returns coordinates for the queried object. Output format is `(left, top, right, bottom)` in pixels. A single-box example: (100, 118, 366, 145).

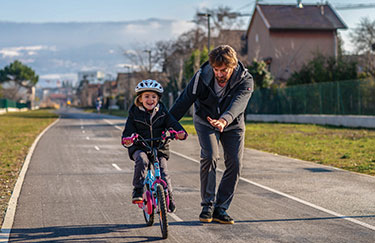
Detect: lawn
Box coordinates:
(0, 109, 58, 225)
(179, 117, 375, 176)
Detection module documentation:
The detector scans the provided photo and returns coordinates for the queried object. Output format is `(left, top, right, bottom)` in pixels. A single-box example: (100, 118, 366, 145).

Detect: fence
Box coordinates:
(0, 99, 29, 113)
(247, 78, 375, 115)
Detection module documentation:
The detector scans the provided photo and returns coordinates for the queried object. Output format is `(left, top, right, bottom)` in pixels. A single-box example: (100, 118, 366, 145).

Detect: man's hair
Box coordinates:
(208, 45, 238, 68)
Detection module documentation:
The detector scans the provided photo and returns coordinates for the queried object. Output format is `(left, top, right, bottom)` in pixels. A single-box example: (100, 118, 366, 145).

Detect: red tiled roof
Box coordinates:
(257, 4, 347, 30)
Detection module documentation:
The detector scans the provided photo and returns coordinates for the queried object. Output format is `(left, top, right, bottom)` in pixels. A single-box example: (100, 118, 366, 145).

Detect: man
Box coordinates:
(170, 45, 254, 224)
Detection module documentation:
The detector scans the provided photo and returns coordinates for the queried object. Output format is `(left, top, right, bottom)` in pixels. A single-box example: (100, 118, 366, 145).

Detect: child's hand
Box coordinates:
(175, 131, 187, 140)
(121, 134, 138, 147)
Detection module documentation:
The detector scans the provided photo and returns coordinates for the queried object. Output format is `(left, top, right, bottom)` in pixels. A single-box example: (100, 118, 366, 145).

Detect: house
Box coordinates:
(245, 3, 347, 82)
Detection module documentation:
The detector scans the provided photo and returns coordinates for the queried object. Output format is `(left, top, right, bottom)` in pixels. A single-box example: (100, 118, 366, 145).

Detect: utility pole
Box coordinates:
(197, 12, 212, 51)
(144, 50, 152, 73)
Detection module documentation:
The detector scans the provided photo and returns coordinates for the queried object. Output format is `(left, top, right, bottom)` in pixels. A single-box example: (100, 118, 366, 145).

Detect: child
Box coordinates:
(121, 79, 187, 213)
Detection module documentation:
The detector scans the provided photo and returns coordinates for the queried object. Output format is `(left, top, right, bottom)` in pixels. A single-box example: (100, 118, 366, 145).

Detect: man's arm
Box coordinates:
(220, 74, 254, 125)
(169, 71, 201, 121)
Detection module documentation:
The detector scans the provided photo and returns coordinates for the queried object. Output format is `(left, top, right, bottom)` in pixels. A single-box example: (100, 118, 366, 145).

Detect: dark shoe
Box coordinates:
(199, 206, 213, 223)
(213, 208, 234, 224)
(132, 187, 143, 203)
(168, 191, 176, 213)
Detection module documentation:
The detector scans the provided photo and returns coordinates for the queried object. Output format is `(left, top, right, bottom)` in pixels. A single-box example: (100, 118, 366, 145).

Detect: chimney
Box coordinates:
(320, 5, 324, 15)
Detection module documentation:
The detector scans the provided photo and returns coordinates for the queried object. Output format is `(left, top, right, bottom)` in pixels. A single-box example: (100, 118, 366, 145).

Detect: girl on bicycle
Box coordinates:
(121, 79, 187, 213)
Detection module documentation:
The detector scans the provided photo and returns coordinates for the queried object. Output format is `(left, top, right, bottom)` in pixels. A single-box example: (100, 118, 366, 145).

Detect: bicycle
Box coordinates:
(127, 130, 180, 239)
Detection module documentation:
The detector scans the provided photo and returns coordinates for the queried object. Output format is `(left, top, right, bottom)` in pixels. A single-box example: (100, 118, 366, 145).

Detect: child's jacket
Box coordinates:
(122, 102, 186, 160)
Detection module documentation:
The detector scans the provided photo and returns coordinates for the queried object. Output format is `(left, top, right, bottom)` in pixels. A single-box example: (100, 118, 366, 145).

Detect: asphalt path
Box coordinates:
(6, 108, 375, 242)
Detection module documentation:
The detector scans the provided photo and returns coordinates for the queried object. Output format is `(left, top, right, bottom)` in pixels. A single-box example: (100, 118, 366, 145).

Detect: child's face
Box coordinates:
(139, 91, 159, 111)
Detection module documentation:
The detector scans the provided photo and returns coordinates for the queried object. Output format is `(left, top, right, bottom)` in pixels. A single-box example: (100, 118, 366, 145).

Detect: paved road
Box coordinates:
(8, 108, 375, 242)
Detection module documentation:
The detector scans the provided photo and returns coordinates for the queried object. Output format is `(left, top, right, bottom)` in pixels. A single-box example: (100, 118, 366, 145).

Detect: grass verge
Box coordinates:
(0, 109, 58, 225)
(180, 117, 375, 176)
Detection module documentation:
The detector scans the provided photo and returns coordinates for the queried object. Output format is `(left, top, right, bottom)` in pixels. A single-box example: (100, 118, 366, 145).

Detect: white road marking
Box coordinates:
(94, 146, 100, 151)
(170, 150, 375, 232)
(112, 163, 122, 171)
(104, 119, 123, 130)
(0, 119, 60, 242)
(169, 213, 183, 222)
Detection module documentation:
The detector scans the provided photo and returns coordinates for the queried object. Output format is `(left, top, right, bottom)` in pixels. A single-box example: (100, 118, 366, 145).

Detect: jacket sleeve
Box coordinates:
(122, 109, 137, 138)
(220, 74, 254, 125)
(169, 70, 201, 121)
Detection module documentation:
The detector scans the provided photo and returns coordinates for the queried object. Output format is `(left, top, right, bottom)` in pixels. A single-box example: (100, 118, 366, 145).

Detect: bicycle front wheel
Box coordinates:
(156, 184, 168, 239)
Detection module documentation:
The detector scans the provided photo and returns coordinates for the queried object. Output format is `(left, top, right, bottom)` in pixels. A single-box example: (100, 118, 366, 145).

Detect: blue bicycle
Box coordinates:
(130, 131, 177, 239)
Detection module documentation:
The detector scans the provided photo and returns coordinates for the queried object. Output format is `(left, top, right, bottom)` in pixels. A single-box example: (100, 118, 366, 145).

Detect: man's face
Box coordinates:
(213, 64, 234, 85)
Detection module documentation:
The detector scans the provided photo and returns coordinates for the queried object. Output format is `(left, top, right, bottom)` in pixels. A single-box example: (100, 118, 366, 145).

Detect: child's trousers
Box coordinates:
(132, 150, 172, 192)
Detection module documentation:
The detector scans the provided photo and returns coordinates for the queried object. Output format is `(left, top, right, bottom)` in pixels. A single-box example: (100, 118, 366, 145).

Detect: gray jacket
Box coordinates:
(170, 61, 254, 131)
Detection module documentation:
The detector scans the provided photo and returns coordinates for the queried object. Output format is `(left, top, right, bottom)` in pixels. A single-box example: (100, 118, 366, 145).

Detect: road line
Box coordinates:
(112, 163, 122, 171)
(104, 119, 123, 130)
(0, 119, 60, 243)
(169, 213, 183, 222)
(170, 150, 375, 232)
(94, 146, 100, 151)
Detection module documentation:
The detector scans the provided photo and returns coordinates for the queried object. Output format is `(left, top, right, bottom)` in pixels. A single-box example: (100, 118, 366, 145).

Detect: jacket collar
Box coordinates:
(199, 61, 247, 89)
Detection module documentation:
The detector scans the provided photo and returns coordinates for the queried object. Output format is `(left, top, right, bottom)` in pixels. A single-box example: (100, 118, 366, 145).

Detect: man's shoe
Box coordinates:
(132, 187, 143, 204)
(213, 208, 234, 224)
(199, 206, 213, 223)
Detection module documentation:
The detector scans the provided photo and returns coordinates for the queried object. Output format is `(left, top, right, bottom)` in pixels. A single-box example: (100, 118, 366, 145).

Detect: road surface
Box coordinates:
(6, 108, 375, 242)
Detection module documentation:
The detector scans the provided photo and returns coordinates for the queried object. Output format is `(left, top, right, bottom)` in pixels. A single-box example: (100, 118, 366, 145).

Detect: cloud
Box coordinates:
(171, 20, 196, 36)
(0, 45, 56, 58)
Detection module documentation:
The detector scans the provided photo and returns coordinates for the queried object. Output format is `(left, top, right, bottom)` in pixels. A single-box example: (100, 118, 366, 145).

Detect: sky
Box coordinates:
(1, 0, 374, 86)
(0, 0, 374, 50)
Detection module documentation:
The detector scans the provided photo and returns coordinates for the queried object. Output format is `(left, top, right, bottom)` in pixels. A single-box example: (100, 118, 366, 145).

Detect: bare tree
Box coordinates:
(350, 17, 375, 76)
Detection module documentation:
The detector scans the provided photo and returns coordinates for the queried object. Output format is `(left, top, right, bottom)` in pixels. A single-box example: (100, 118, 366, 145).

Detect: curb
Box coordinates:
(0, 118, 60, 243)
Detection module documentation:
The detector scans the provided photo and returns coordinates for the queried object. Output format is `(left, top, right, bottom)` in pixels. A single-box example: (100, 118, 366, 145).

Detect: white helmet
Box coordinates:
(135, 79, 164, 95)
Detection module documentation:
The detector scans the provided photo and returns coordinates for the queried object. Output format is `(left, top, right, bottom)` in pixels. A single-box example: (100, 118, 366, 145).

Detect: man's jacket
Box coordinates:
(122, 102, 185, 160)
(170, 61, 254, 131)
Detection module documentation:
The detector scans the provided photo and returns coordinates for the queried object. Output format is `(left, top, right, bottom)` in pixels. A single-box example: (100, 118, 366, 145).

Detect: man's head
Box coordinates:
(209, 45, 238, 85)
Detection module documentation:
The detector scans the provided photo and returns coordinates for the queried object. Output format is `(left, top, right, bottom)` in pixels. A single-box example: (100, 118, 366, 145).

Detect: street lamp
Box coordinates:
(144, 49, 152, 73)
(197, 12, 212, 51)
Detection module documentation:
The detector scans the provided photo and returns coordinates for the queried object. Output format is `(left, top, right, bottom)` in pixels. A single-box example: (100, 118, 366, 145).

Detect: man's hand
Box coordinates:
(207, 116, 227, 132)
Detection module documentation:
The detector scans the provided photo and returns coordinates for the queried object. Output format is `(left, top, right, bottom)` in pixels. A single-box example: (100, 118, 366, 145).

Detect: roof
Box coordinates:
(255, 4, 347, 31)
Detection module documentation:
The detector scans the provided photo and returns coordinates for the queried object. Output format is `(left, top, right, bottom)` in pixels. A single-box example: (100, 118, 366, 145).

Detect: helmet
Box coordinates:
(135, 79, 164, 95)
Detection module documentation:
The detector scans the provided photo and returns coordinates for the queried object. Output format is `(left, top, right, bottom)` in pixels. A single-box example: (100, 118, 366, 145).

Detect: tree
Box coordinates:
(247, 59, 274, 89)
(0, 60, 39, 100)
(287, 53, 358, 86)
(349, 17, 375, 77)
(0, 60, 38, 88)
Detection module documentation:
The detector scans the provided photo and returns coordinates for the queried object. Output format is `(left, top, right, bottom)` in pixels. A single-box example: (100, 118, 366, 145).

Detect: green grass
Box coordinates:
(179, 117, 375, 176)
(0, 109, 58, 224)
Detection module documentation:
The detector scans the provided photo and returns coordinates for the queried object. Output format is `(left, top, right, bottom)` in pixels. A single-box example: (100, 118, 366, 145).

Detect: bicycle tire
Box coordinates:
(143, 190, 154, 226)
(156, 184, 168, 239)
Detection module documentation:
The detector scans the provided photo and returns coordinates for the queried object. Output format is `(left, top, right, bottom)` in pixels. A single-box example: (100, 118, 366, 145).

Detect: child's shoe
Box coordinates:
(132, 187, 143, 203)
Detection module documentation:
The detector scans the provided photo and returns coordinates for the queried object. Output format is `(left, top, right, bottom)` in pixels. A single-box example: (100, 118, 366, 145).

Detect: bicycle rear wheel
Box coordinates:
(156, 184, 168, 239)
(143, 190, 154, 226)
